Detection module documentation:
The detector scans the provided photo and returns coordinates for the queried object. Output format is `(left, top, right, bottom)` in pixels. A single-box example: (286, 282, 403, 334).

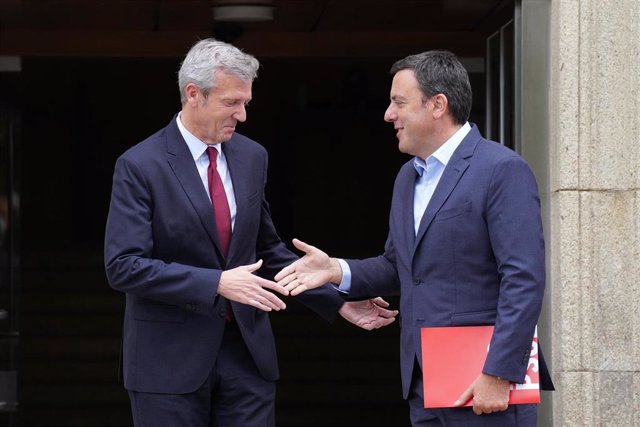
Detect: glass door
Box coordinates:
(485, 19, 516, 150)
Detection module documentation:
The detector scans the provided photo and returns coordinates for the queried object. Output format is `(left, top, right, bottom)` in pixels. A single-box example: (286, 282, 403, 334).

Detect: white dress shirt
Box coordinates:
(176, 113, 237, 229)
(412, 122, 471, 235)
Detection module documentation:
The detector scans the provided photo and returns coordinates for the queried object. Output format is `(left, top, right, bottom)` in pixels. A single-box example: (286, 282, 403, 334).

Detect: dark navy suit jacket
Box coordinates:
(345, 124, 552, 399)
(104, 117, 343, 393)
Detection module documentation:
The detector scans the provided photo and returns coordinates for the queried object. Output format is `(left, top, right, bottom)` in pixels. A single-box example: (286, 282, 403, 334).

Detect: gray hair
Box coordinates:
(178, 38, 260, 104)
(390, 50, 472, 125)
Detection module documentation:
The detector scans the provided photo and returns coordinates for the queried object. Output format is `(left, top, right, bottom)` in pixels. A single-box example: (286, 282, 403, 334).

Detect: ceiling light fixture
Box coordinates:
(212, 0, 274, 22)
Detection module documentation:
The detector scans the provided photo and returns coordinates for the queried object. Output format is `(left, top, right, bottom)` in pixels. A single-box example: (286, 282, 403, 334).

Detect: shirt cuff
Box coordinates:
(336, 259, 352, 294)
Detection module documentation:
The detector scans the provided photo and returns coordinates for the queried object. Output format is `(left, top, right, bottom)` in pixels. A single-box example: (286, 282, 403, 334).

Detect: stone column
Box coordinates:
(549, 0, 640, 425)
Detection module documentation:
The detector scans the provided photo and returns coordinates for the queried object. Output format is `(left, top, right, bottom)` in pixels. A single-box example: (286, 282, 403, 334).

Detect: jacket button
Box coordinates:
(218, 309, 226, 318)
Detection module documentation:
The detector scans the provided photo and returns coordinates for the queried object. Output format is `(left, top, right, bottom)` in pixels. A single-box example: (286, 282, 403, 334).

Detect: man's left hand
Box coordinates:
(339, 297, 398, 330)
(453, 373, 510, 415)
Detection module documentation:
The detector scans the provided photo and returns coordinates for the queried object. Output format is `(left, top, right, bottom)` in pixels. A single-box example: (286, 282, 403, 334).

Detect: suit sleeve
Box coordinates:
(104, 155, 219, 313)
(344, 234, 401, 300)
(482, 155, 545, 383)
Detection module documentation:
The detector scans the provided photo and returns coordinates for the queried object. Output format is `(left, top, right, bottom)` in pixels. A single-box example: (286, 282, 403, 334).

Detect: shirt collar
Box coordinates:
(413, 122, 471, 176)
(176, 112, 221, 161)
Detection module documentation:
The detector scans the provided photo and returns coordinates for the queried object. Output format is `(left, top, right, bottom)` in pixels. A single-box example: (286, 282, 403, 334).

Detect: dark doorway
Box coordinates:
(5, 53, 487, 427)
(0, 103, 20, 426)
(0, 1, 515, 425)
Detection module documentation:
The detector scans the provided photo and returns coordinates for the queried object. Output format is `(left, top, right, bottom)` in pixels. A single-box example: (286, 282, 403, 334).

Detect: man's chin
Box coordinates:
(220, 132, 235, 142)
(398, 141, 409, 154)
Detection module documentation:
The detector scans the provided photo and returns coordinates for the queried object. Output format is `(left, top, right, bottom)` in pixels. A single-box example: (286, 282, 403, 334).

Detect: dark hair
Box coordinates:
(390, 50, 472, 124)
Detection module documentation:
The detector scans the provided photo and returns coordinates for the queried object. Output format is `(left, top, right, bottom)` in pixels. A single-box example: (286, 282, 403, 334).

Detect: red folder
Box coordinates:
(421, 325, 540, 408)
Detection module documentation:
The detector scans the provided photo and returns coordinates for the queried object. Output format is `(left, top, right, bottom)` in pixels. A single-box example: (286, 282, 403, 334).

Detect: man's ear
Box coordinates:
(184, 83, 200, 106)
(432, 93, 448, 119)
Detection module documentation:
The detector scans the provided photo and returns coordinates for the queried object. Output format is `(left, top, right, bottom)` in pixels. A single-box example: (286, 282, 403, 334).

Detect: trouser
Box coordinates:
(128, 322, 276, 427)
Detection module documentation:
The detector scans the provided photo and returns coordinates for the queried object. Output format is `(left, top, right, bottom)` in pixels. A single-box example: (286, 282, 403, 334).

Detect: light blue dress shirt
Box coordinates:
(337, 122, 472, 292)
(176, 113, 237, 229)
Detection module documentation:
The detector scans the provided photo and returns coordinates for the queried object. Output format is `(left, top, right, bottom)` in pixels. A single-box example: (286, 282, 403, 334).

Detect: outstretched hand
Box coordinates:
(275, 239, 343, 296)
(218, 259, 289, 312)
(339, 297, 398, 330)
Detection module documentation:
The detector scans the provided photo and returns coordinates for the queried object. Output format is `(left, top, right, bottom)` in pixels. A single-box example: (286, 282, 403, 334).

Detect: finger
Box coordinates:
(453, 386, 473, 407)
(292, 238, 315, 255)
(246, 298, 273, 312)
(283, 278, 300, 292)
(377, 308, 399, 318)
(382, 317, 397, 327)
(274, 263, 296, 281)
(254, 289, 287, 310)
(258, 278, 289, 297)
(276, 272, 298, 286)
(289, 284, 309, 297)
(362, 316, 396, 330)
(358, 321, 375, 331)
(243, 259, 264, 273)
(372, 297, 390, 308)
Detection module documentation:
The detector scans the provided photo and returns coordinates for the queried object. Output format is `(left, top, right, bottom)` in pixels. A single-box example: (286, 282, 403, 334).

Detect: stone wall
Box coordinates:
(549, 0, 640, 425)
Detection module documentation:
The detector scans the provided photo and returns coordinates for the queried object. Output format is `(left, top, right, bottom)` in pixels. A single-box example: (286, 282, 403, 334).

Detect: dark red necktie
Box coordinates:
(207, 147, 232, 257)
(207, 147, 233, 321)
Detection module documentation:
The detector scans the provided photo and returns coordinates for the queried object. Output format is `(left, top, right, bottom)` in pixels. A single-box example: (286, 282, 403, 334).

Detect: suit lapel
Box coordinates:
(412, 126, 481, 253)
(413, 157, 469, 251)
(221, 138, 249, 263)
(165, 119, 223, 257)
(396, 164, 418, 255)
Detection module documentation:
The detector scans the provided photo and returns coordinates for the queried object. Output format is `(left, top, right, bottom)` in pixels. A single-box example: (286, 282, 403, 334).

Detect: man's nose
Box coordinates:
(234, 105, 247, 122)
(384, 105, 396, 122)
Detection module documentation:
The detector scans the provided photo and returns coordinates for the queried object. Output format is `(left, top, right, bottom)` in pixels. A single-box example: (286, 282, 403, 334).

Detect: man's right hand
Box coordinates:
(218, 259, 289, 312)
(274, 238, 343, 296)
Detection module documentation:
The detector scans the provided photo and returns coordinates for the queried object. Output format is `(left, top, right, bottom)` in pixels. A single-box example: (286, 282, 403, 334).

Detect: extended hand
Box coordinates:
(218, 259, 289, 312)
(275, 239, 342, 296)
(453, 373, 510, 415)
(339, 297, 398, 330)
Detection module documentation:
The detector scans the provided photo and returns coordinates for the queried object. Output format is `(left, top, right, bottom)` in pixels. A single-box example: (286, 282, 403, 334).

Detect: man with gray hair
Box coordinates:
(104, 38, 397, 426)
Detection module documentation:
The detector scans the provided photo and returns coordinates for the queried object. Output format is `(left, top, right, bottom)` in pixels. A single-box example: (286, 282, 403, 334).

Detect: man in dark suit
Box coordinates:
(276, 50, 553, 426)
(104, 38, 397, 427)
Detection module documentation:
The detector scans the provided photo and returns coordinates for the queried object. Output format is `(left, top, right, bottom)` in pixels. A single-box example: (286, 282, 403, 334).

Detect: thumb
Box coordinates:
(292, 238, 314, 254)
(453, 385, 473, 407)
(244, 259, 263, 273)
